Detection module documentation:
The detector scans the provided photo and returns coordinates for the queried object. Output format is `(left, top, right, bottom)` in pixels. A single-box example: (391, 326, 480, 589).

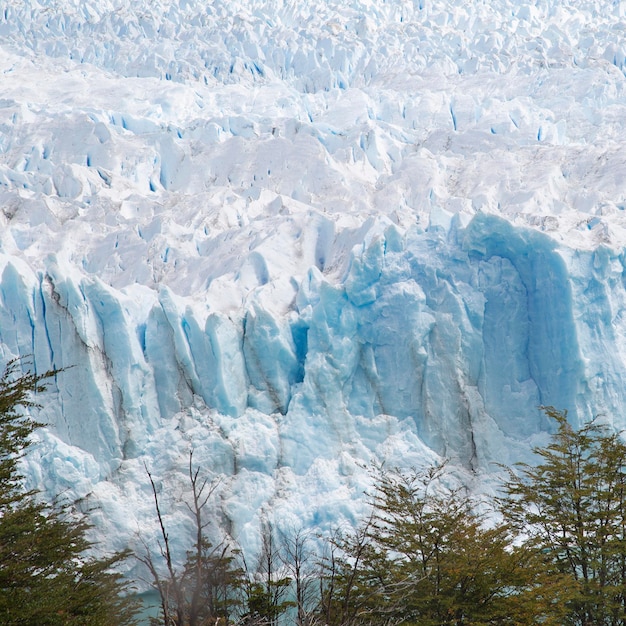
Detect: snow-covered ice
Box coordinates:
(2, 0, 626, 576)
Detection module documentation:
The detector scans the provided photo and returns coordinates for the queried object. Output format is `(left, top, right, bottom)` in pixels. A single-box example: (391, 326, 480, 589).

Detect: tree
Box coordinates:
(0, 360, 139, 625)
(278, 527, 319, 626)
(141, 452, 245, 626)
(242, 524, 294, 626)
(316, 517, 385, 626)
(502, 407, 626, 626)
(318, 464, 569, 626)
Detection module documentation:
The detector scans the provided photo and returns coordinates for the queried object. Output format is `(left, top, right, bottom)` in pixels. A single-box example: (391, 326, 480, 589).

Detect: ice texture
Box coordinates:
(2, 0, 626, 577)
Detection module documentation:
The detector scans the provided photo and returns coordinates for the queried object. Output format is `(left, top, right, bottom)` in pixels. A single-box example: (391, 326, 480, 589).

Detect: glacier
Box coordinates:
(2, 0, 626, 577)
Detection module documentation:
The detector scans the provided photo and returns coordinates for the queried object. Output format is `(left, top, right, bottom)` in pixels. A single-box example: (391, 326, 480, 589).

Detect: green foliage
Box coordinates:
(318, 464, 569, 626)
(241, 526, 295, 626)
(0, 363, 49, 507)
(0, 360, 139, 626)
(243, 578, 293, 626)
(502, 406, 626, 626)
(316, 519, 384, 626)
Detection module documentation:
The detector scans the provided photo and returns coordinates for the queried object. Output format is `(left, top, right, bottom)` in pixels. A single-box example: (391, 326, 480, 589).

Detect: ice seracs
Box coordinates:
(1, 0, 626, 577)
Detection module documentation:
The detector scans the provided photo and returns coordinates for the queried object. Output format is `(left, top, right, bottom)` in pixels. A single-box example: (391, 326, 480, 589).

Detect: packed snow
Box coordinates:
(1, 0, 626, 576)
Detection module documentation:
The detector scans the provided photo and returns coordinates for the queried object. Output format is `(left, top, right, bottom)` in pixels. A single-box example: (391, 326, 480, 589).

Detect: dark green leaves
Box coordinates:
(0, 361, 138, 626)
(502, 407, 626, 626)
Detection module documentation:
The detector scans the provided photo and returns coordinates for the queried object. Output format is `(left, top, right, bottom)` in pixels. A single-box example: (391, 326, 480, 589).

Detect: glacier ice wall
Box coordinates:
(2, 0, 626, 573)
(5, 211, 626, 566)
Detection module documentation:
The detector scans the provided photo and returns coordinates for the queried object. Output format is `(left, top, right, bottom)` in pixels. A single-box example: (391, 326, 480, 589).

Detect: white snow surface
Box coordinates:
(2, 0, 626, 577)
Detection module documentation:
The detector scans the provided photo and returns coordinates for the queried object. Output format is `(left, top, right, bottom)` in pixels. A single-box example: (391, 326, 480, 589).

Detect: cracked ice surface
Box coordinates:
(2, 0, 626, 576)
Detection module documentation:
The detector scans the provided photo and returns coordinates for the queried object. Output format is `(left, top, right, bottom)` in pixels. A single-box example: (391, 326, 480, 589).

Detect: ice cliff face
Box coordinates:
(2, 0, 626, 568)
